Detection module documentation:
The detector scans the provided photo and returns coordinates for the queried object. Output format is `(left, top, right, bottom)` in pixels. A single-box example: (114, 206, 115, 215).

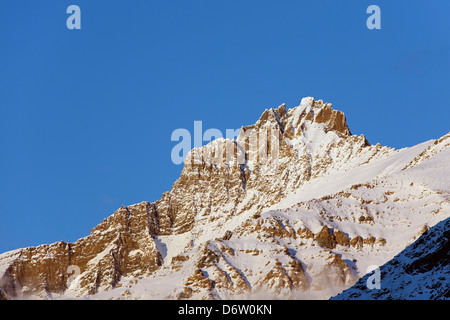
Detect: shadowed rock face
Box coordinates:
(332, 217, 450, 300)
(0, 288, 7, 300)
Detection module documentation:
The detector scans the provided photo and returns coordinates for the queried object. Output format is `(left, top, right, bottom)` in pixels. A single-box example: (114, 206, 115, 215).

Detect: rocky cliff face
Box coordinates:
(0, 203, 163, 298)
(0, 97, 448, 300)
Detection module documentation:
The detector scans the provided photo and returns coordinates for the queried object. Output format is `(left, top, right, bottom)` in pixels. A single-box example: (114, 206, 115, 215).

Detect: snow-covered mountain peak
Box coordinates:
(185, 97, 362, 175)
(246, 97, 352, 142)
(0, 97, 448, 300)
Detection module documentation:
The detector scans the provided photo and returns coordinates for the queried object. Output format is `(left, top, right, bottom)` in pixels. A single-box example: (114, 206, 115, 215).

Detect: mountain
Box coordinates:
(332, 216, 450, 300)
(0, 97, 449, 300)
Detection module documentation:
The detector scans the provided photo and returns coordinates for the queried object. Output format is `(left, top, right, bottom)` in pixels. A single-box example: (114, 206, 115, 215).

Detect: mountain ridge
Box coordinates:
(0, 97, 449, 300)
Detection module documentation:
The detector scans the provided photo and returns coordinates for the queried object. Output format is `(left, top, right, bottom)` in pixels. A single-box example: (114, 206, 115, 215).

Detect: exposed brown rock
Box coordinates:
(402, 132, 450, 170)
(185, 269, 214, 291)
(171, 254, 189, 271)
(196, 246, 220, 269)
(313, 103, 351, 136)
(256, 259, 308, 293)
(263, 218, 295, 239)
(350, 236, 364, 249)
(222, 230, 233, 241)
(334, 230, 350, 247)
(297, 227, 314, 239)
(3, 203, 163, 298)
(363, 236, 376, 246)
(286, 259, 310, 291)
(0, 288, 7, 300)
(314, 226, 336, 249)
(324, 253, 354, 286)
(177, 286, 194, 299)
(420, 225, 430, 235)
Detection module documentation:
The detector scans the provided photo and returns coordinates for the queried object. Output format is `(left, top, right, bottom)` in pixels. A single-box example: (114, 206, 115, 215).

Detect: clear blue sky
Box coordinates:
(0, 1, 449, 253)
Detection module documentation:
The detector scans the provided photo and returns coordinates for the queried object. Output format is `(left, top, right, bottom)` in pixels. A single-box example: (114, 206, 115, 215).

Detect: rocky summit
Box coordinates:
(0, 97, 449, 300)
